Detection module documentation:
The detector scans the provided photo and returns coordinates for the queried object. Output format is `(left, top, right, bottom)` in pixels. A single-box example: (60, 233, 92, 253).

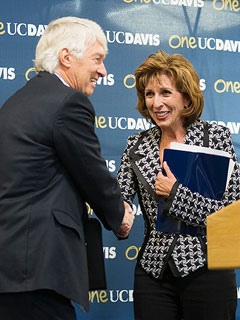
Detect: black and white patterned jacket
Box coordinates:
(117, 120, 240, 279)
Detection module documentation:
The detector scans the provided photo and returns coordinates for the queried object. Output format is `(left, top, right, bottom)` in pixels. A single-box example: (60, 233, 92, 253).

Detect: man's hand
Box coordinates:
(117, 201, 135, 238)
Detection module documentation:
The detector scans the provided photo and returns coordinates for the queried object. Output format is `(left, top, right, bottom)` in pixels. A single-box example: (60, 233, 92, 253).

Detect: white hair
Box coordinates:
(34, 16, 108, 73)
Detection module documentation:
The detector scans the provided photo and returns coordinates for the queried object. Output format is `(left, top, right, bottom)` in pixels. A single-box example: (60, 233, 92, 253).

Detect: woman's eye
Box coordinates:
(145, 91, 153, 97)
(163, 90, 171, 95)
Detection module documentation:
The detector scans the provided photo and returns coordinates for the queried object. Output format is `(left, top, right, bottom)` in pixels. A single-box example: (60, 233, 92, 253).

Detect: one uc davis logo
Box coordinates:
(95, 116, 154, 131)
(0, 21, 47, 37)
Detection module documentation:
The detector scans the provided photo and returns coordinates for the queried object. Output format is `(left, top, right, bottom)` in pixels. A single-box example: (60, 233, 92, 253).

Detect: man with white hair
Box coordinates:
(0, 17, 134, 319)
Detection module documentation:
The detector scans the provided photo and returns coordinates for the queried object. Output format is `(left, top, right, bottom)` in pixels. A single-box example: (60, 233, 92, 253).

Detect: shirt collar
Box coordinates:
(54, 72, 70, 87)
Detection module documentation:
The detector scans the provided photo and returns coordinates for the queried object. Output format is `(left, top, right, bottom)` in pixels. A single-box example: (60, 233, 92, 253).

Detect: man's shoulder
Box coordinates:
(31, 71, 92, 105)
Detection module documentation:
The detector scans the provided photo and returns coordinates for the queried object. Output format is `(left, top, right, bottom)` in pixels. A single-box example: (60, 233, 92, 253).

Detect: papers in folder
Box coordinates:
(156, 142, 234, 234)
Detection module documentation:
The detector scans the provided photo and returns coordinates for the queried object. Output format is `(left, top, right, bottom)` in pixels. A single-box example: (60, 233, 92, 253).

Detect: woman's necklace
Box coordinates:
(178, 133, 186, 143)
(160, 132, 186, 147)
(159, 131, 186, 163)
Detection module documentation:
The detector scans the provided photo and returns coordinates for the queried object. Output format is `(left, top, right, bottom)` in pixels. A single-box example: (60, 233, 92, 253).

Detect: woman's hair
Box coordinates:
(135, 50, 204, 127)
(34, 16, 108, 73)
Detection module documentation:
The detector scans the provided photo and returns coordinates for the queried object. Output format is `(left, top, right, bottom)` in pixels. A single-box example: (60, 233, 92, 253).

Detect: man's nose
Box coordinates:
(97, 62, 107, 78)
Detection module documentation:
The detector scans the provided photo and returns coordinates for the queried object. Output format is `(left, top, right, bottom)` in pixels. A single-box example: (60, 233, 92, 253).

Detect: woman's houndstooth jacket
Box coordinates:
(117, 120, 240, 279)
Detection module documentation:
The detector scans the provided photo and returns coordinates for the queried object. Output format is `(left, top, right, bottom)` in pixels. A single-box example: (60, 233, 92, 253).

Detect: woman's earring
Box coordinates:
(184, 103, 192, 109)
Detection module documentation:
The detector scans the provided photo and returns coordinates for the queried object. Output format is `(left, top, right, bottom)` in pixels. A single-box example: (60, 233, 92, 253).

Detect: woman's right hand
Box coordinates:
(155, 161, 177, 198)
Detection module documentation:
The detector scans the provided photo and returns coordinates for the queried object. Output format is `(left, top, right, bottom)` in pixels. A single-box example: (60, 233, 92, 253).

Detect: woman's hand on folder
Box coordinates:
(155, 161, 177, 198)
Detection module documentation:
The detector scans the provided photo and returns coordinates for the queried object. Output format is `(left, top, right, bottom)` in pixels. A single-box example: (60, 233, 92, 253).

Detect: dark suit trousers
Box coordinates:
(134, 264, 237, 320)
(0, 289, 76, 320)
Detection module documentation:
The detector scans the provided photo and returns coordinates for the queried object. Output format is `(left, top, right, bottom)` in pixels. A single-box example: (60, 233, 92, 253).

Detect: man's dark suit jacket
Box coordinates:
(0, 71, 124, 311)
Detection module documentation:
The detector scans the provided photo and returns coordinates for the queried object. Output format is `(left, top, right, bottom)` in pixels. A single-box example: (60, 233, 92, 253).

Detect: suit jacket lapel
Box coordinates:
(129, 127, 161, 201)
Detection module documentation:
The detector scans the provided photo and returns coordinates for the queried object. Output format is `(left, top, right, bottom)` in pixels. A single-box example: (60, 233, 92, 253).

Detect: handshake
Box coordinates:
(116, 201, 135, 238)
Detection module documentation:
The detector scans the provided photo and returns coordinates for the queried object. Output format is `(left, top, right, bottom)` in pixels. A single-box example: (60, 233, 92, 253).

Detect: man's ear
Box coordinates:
(58, 48, 72, 68)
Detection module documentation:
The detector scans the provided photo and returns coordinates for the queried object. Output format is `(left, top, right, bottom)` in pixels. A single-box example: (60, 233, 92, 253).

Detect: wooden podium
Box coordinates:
(207, 199, 240, 269)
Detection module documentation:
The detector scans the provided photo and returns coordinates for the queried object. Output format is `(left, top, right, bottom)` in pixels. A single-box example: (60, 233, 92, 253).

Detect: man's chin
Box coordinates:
(84, 85, 95, 96)
(81, 89, 93, 97)
(86, 91, 93, 97)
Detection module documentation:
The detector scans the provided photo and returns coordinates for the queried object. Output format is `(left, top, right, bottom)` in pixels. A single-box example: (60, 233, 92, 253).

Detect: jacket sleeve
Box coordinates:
(53, 90, 124, 233)
(117, 135, 139, 207)
(162, 125, 240, 227)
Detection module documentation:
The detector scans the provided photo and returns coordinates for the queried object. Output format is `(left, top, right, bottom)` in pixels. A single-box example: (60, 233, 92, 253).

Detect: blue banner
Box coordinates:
(1, 1, 240, 319)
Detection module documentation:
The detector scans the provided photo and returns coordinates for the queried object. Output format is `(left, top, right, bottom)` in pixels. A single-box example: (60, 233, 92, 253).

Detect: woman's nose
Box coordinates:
(153, 94, 164, 108)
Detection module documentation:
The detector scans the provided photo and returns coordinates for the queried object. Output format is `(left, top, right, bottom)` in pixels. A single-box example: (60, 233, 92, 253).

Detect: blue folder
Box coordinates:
(156, 147, 231, 235)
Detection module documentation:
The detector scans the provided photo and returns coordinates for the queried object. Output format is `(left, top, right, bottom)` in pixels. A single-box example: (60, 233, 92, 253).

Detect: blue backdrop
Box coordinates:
(1, 0, 240, 319)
